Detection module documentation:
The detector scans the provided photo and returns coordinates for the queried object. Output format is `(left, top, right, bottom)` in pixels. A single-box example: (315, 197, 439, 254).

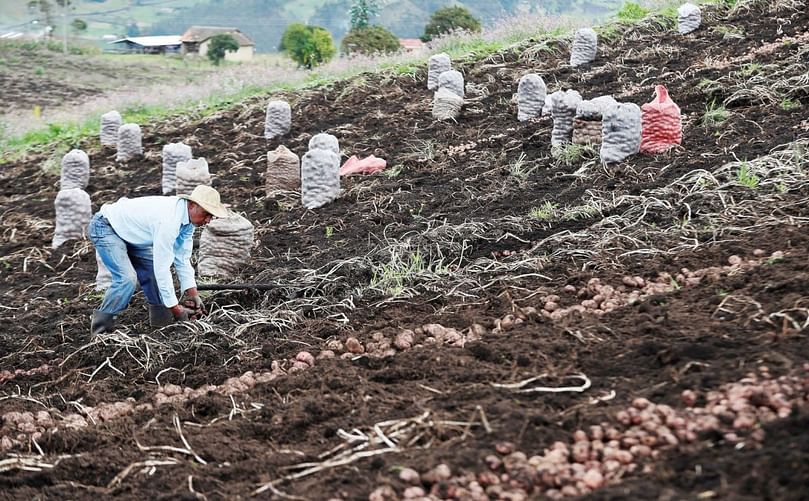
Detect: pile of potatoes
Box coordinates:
(0, 352, 316, 452)
(534, 250, 782, 321)
(358, 365, 808, 500)
(0, 363, 52, 385)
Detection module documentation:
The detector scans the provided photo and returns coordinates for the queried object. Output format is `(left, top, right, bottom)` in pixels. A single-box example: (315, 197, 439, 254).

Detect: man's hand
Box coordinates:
(170, 304, 196, 322)
(183, 288, 205, 318)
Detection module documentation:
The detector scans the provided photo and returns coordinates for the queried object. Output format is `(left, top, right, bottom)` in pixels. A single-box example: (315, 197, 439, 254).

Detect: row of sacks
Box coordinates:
(264, 101, 389, 207)
(52, 148, 254, 286)
(518, 75, 682, 162)
(566, 3, 702, 67)
(427, 53, 466, 120)
(428, 66, 681, 162)
(99, 111, 143, 162)
(160, 143, 214, 195)
(424, 1, 700, 134)
(265, 133, 342, 209)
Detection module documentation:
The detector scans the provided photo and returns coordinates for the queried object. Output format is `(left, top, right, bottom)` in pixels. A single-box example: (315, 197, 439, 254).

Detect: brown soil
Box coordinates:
(0, 43, 214, 113)
(1, 3, 808, 500)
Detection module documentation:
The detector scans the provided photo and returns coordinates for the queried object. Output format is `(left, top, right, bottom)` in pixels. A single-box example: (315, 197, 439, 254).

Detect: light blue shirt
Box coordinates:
(100, 196, 196, 308)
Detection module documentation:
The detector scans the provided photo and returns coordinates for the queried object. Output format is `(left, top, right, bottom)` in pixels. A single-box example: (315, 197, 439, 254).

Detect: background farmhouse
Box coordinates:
(180, 26, 255, 62)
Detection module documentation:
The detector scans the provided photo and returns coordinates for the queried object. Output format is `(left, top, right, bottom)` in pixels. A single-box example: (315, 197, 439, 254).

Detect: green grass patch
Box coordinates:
(0, 83, 277, 164)
(615, 2, 650, 21)
(736, 161, 760, 189)
(551, 143, 596, 166)
(779, 98, 802, 111)
(702, 100, 730, 128)
(530, 201, 559, 221)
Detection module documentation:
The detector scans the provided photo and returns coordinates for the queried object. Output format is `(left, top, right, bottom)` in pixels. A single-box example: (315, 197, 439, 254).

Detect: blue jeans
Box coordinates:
(87, 213, 162, 314)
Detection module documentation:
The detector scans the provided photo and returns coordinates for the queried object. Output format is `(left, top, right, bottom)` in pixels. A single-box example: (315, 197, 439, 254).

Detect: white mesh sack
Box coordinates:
(266, 144, 300, 193)
(432, 87, 464, 120)
(175, 158, 212, 196)
(198, 214, 255, 277)
(264, 100, 292, 140)
(542, 90, 562, 116)
(576, 95, 618, 119)
(427, 53, 451, 90)
(601, 102, 642, 163)
(301, 148, 340, 209)
(438, 70, 464, 98)
(95, 250, 112, 291)
(570, 28, 598, 67)
(52, 188, 91, 249)
(308, 133, 340, 154)
(551, 89, 583, 146)
(161, 142, 192, 195)
(116, 123, 143, 162)
(60, 149, 90, 190)
(517, 74, 547, 122)
(678, 3, 701, 34)
(100, 110, 122, 147)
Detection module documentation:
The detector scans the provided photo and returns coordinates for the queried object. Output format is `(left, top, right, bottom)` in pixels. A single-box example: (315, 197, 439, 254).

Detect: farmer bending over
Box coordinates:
(87, 185, 230, 335)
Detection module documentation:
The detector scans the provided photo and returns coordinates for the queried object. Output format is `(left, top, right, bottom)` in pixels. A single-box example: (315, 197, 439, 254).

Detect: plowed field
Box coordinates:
(1, 2, 808, 499)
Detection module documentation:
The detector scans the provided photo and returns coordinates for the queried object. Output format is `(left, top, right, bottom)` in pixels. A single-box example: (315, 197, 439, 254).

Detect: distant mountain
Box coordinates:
(146, 0, 622, 53)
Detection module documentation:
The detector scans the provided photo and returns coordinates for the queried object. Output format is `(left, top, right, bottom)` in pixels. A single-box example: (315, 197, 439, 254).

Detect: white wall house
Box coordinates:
(180, 26, 255, 62)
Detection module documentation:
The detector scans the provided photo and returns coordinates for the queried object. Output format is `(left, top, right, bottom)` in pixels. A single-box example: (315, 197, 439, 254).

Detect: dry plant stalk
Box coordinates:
(254, 409, 489, 494)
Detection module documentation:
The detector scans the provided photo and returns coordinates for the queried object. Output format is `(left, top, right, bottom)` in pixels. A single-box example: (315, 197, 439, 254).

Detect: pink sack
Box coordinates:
(640, 85, 682, 154)
(339, 155, 387, 176)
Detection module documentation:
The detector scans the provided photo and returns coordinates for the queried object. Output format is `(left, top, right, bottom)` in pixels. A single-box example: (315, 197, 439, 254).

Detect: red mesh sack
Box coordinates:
(640, 85, 682, 154)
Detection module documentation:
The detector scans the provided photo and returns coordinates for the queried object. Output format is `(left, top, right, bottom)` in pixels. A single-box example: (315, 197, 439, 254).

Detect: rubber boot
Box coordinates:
(90, 310, 115, 336)
(149, 304, 174, 327)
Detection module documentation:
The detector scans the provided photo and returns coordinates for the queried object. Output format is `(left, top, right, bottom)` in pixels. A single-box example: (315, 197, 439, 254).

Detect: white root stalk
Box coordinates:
(492, 373, 592, 393)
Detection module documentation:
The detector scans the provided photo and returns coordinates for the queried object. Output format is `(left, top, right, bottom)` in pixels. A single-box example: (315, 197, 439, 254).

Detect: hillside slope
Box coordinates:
(146, 0, 621, 51)
(0, 1, 808, 499)
(1, 0, 622, 52)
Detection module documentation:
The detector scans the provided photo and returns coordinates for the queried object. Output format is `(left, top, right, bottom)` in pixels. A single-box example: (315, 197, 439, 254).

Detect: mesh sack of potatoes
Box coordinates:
(517, 73, 546, 122)
(308, 132, 340, 154)
(432, 87, 464, 120)
(52, 188, 91, 249)
(427, 53, 451, 90)
(572, 95, 617, 145)
(100, 110, 122, 147)
(264, 100, 292, 140)
(678, 3, 701, 34)
(572, 119, 604, 145)
(266, 144, 300, 194)
(60, 149, 90, 190)
(115, 123, 143, 162)
(640, 85, 682, 154)
(570, 28, 598, 67)
(161, 142, 192, 195)
(601, 102, 642, 163)
(301, 141, 340, 210)
(551, 89, 583, 146)
(542, 90, 561, 116)
(198, 214, 255, 277)
(438, 70, 464, 98)
(175, 158, 211, 196)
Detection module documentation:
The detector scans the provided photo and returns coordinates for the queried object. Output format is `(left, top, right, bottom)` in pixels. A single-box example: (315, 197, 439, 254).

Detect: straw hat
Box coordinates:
(178, 185, 230, 218)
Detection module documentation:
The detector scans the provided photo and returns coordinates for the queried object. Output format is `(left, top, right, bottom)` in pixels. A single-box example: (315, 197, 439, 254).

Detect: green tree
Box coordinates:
(207, 33, 239, 65)
(349, 0, 378, 29)
(280, 23, 336, 69)
(70, 18, 87, 34)
(341, 25, 400, 56)
(421, 5, 482, 42)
